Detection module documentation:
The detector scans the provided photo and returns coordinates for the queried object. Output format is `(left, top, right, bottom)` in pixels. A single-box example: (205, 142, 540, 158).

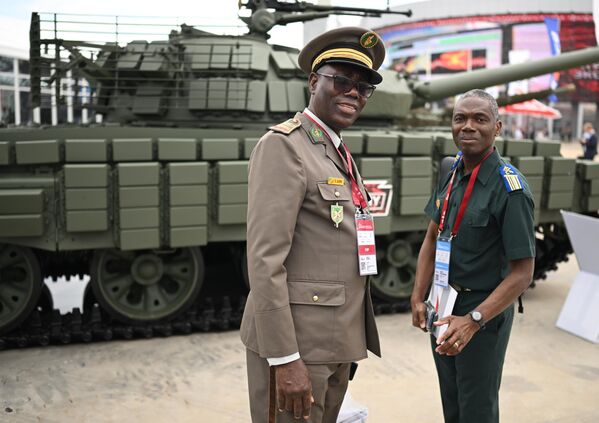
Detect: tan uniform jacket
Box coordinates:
(240, 112, 381, 364)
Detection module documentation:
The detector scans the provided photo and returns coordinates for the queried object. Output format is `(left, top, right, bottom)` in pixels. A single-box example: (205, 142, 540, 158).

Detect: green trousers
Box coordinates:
(430, 293, 514, 423)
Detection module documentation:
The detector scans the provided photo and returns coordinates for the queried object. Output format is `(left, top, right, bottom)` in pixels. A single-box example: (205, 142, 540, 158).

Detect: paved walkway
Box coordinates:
(1, 257, 597, 423)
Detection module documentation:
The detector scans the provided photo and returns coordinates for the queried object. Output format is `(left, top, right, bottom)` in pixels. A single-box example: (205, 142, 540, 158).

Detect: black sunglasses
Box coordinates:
(316, 73, 376, 98)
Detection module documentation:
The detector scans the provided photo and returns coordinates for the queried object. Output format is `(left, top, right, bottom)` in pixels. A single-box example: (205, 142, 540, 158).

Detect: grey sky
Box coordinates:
(0, 0, 421, 52)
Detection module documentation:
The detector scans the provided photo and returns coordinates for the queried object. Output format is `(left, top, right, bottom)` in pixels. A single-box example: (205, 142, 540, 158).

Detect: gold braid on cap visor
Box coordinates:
(311, 48, 373, 70)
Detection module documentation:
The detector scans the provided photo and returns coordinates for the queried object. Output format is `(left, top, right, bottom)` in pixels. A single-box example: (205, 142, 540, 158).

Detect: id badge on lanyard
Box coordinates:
(433, 236, 451, 288)
(355, 211, 377, 276)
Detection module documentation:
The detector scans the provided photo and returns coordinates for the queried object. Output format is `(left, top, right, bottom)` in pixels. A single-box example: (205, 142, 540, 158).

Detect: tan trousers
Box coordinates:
(246, 349, 351, 423)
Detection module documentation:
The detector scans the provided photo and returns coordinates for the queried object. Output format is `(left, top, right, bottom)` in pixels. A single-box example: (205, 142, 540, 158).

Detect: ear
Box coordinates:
(494, 120, 503, 137)
(308, 72, 318, 95)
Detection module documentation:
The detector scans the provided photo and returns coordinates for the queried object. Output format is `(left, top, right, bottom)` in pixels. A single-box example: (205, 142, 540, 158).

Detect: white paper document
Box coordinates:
(556, 211, 599, 343)
(426, 283, 458, 339)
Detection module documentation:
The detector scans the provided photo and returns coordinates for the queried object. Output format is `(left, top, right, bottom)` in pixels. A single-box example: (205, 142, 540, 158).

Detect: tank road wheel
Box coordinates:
(370, 260, 417, 301)
(90, 247, 204, 323)
(0, 245, 43, 334)
(370, 234, 424, 302)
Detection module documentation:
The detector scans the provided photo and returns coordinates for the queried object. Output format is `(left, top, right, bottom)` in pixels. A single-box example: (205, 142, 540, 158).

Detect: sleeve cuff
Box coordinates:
(267, 353, 301, 366)
(255, 305, 299, 357)
(505, 246, 535, 261)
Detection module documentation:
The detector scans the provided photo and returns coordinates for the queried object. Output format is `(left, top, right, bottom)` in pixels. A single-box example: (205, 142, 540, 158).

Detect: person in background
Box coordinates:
(579, 122, 597, 160)
(513, 126, 523, 140)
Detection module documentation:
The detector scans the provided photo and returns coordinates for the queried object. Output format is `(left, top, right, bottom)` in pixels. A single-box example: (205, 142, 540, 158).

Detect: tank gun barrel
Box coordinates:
(239, 0, 411, 36)
(275, 11, 337, 25)
(496, 84, 576, 107)
(411, 46, 599, 107)
(241, 0, 412, 17)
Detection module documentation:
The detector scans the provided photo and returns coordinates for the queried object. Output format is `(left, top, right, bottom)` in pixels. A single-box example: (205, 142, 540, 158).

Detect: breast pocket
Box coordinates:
(457, 208, 490, 251)
(317, 182, 351, 202)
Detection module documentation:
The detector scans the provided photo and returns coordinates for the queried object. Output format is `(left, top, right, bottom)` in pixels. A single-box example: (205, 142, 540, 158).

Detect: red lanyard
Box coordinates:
(303, 114, 368, 210)
(438, 149, 494, 237)
(334, 143, 369, 210)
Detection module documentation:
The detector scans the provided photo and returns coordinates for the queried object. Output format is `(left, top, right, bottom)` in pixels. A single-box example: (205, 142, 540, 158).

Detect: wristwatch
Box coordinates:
(469, 310, 486, 329)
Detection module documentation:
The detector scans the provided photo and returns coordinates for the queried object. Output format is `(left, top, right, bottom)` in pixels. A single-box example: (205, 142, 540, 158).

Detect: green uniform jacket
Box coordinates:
(425, 148, 535, 291)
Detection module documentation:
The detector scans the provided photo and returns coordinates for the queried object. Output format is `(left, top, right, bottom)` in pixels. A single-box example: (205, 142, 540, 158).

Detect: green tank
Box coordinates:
(0, 1, 598, 346)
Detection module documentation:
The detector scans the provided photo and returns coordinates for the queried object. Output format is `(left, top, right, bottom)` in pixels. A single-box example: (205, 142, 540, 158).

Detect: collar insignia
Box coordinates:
(310, 126, 325, 143)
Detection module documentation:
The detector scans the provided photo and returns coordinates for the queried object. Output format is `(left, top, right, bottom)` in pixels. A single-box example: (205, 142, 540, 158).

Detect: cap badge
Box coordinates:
(360, 32, 379, 49)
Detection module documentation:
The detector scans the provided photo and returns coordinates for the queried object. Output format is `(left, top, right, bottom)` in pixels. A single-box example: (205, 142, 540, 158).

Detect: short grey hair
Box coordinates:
(457, 89, 499, 121)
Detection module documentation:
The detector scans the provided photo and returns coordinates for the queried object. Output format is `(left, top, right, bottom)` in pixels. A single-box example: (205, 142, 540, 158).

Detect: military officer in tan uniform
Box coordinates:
(240, 27, 386, 422)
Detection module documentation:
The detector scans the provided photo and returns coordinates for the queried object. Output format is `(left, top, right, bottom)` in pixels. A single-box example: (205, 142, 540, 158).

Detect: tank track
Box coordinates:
(533, 239, 572, 282)
(531, 222, 577, 284)
(0, 221, 576, 350)
(3, 218, 578, 350)
(0, 295, 410, 350)
(0, 295, 245, 350)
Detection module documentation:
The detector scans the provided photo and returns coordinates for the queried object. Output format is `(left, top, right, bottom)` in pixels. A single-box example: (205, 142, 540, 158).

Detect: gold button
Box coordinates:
(334, 191, 340, 197)
(312, 295, 319, 302)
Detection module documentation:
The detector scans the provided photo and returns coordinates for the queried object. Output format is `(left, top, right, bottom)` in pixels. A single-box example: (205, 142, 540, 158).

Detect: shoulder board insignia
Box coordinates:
(499, 163, 523, 192)
(269, 118, 301, 135)
(451, 151, 463, 170)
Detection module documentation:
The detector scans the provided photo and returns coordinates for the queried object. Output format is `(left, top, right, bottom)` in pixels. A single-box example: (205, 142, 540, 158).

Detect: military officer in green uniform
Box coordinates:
(411, 89, 535, 423)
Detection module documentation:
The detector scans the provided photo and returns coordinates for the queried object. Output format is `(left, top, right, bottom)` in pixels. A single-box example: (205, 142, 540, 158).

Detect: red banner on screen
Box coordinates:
(559, 20, 599, 102)
(430, 49, 486, 74)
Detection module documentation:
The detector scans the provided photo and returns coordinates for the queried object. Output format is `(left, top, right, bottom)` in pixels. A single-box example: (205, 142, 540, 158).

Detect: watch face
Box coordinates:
(472, 311, 482, 321)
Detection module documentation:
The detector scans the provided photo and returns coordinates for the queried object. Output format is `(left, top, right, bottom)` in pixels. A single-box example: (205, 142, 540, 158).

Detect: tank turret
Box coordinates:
(0, 4, 597, 347)
(27, 5, 599, 127)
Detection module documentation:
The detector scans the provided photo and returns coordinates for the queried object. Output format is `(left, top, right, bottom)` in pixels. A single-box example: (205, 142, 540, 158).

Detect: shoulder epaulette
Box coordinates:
(269, 118, 301, 135)
(499, 163, 523, 192)
(451, 151, 463, 170)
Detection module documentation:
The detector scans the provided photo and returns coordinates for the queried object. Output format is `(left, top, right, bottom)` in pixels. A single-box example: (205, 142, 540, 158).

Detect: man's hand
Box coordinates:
(275, 359, 314, 420)
(411, 300, 428, 332)
(433, 315, 479, 356)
